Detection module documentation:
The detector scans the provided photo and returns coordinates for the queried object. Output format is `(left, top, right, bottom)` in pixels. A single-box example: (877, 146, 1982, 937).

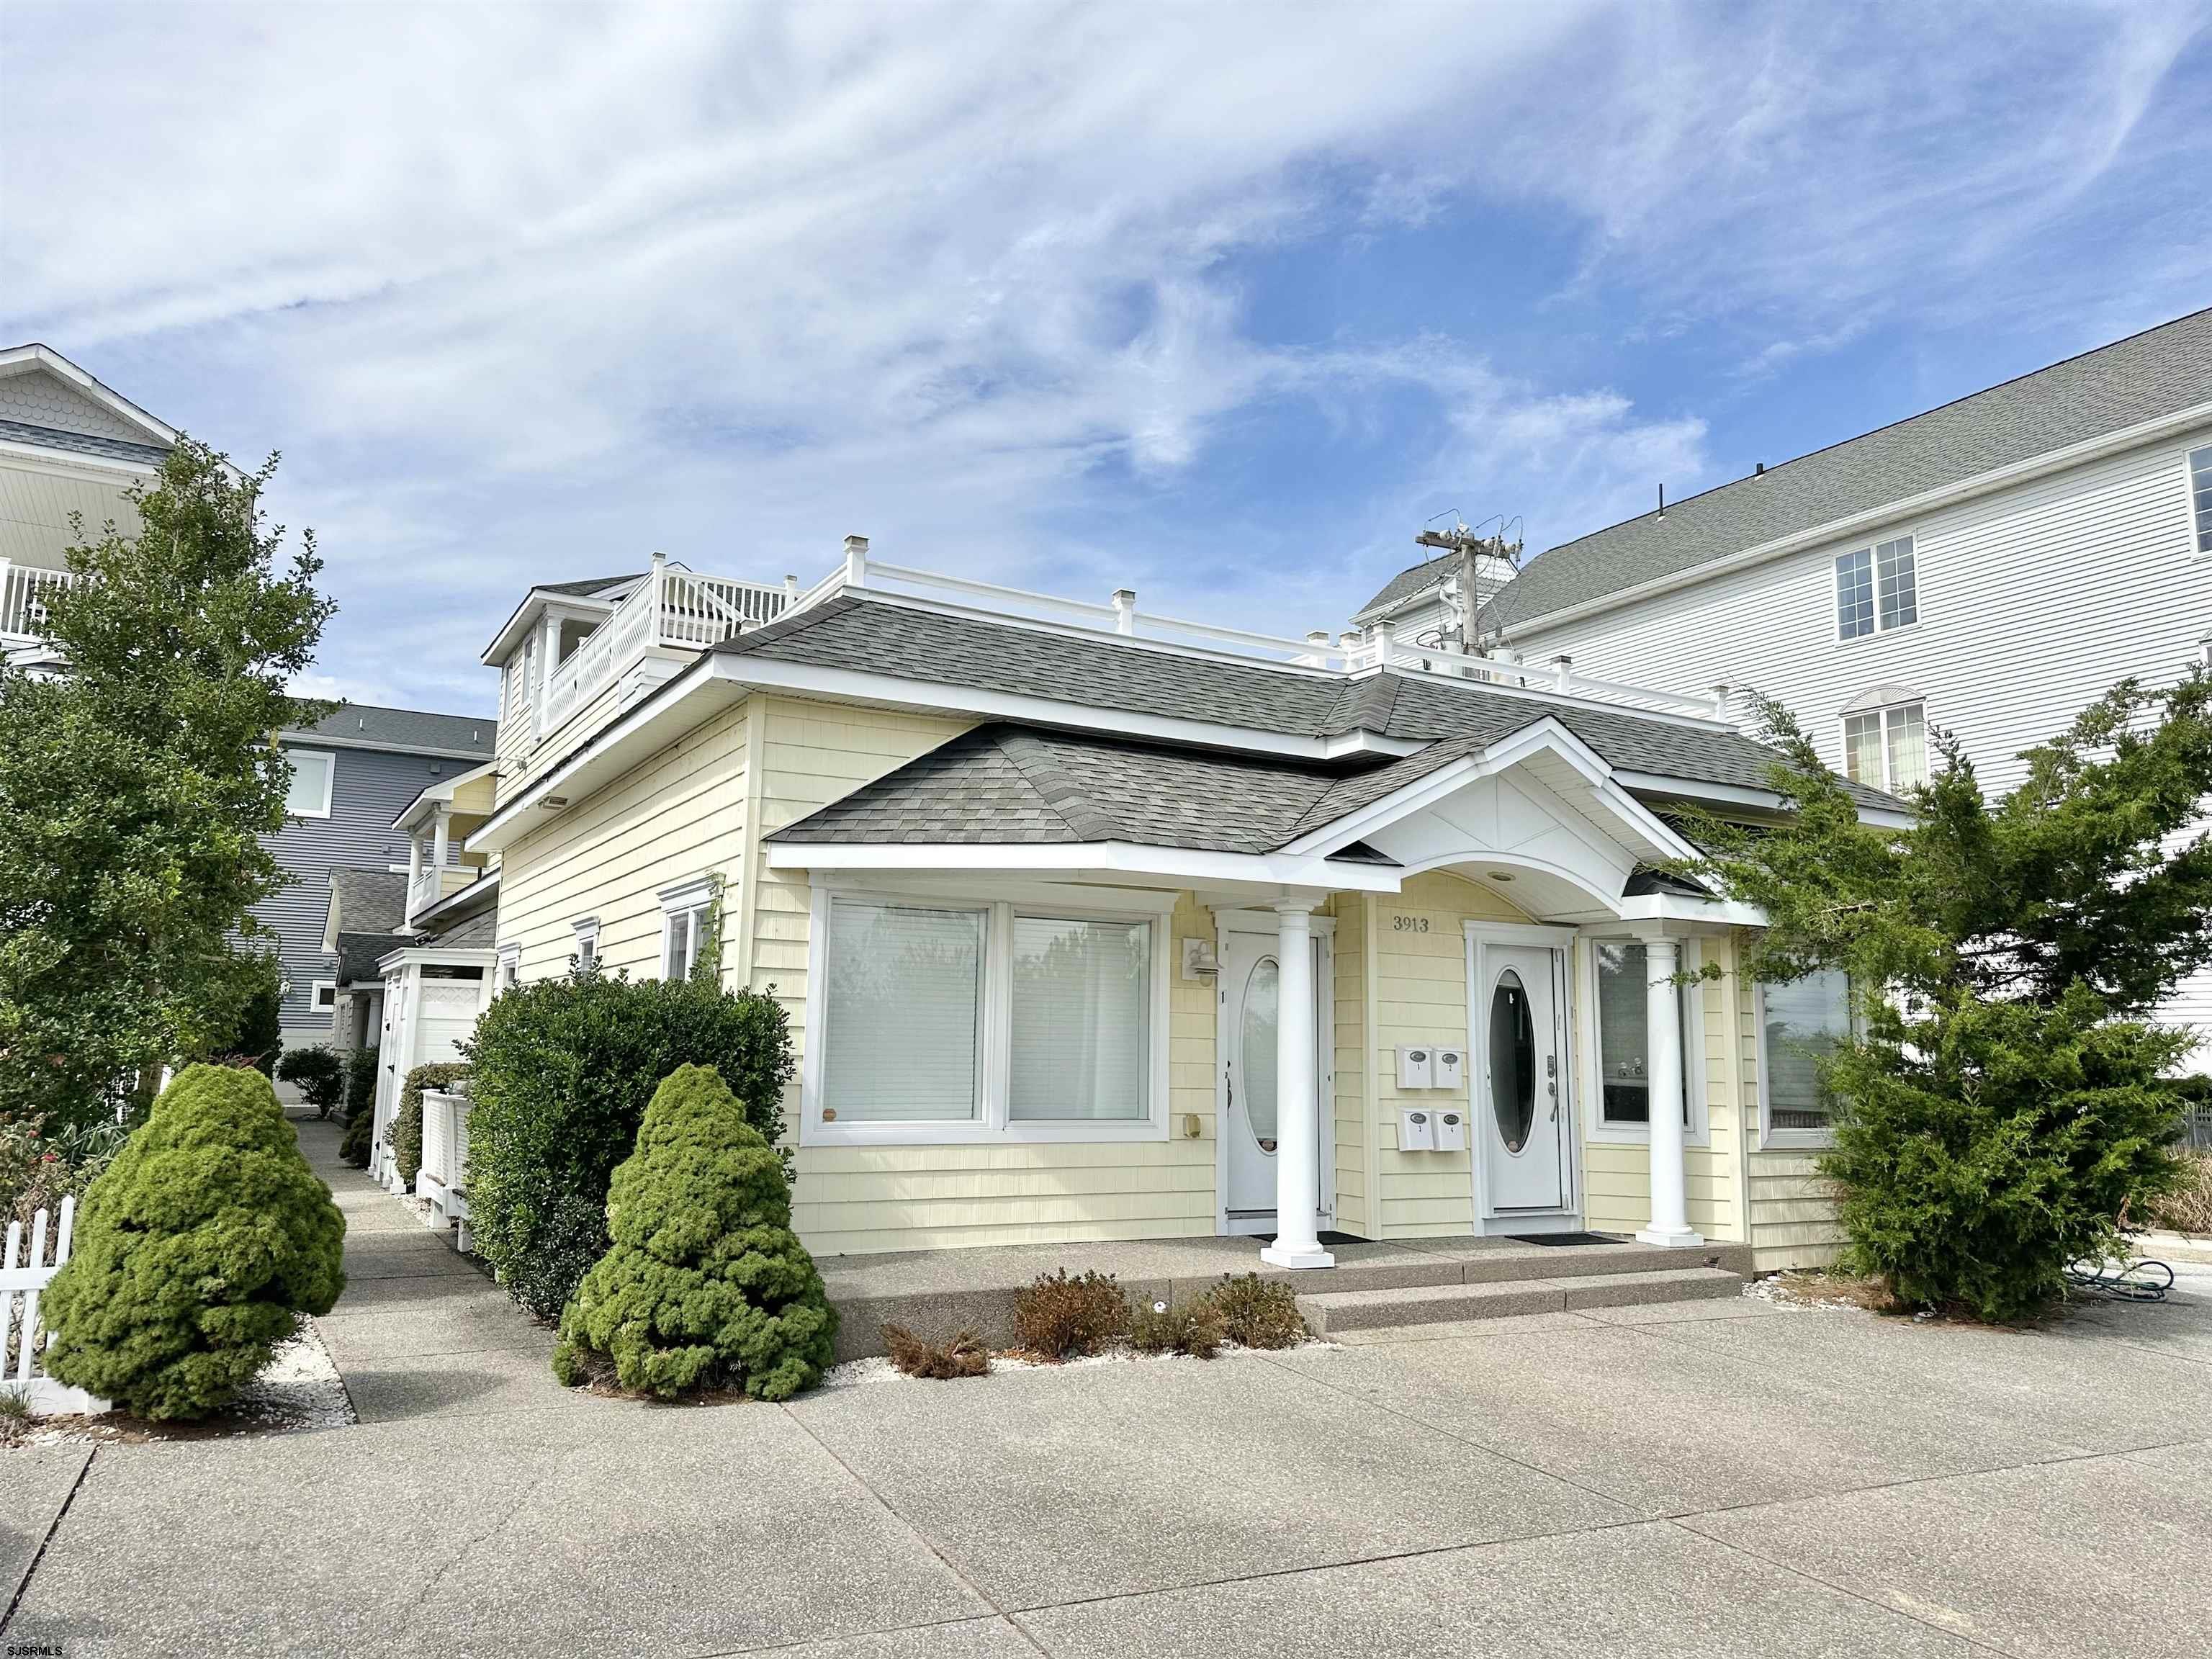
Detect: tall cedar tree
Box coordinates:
(0, 440, 333, 1130)
(1679, 675, 2211, 1318)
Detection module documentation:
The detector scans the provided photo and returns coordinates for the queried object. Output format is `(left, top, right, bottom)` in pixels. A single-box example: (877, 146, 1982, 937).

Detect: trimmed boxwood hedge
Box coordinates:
(338, 1046, 379, 1169)
(462, 974, 794, 1320)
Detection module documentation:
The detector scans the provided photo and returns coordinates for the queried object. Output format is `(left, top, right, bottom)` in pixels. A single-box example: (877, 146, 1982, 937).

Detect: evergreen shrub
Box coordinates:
(42, 1064, 346, 1419)
(276, 1045, 345, 1118)
(393, 1062, 469, 1191)
(339, 1046, 379, 1169)
(552, 1065, 835, 1401)
(464, 974, 793, 1318)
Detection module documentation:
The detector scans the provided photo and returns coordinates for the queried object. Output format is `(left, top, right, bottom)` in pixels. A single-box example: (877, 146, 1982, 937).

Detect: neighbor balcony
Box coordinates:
(0, 561, 80, 647)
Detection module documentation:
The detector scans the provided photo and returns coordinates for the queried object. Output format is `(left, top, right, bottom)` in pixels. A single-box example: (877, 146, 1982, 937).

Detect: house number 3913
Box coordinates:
(1391, 915, 1429, 933)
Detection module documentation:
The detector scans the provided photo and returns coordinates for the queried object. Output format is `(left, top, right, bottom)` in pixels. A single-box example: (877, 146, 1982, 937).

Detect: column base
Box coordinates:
(1635, 1226, 1706, 1249)
(1259, 1241, 1336, 1270)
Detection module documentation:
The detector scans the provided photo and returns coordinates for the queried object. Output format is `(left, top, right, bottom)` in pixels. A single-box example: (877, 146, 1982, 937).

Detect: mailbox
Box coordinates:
(1434, 1108, 1467, 1153)
(1395, 1044, 1435, 1089)
(1432, 1046, 1466, 1091)
(1398, 1107, 1437, 1152)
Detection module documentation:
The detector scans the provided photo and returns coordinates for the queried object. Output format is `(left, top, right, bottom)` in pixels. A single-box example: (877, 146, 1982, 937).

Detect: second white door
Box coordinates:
(1221, 926, 1328, 1231)
(1474, 939, 1570, 1213)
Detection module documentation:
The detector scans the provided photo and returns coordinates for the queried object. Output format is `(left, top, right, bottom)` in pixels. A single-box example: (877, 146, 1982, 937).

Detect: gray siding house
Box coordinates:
(264, 706, 498, 1048)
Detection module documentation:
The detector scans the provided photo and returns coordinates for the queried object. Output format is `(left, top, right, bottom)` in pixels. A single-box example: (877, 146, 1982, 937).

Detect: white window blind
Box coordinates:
(1763, 970, 1852, 1134)
(284, 750, 333, 816)
(824, 900, 984, 1123)
(1843, 701, 1926, 791)
(1010, 917, 1151, 1121)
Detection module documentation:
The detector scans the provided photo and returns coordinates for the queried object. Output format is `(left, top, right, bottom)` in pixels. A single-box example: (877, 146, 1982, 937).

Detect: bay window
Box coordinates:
(809, 890, 1166, 1143)
(1590, 938, 1704, 1138)
(1758, 969, 1854, 1145)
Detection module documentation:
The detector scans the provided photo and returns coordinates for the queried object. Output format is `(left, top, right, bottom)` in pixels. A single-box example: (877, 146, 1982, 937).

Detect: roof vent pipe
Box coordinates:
(1657, 483, 1665, 519)
(1111, 589, 1137, 635)
(1755, 462, 1766, 476)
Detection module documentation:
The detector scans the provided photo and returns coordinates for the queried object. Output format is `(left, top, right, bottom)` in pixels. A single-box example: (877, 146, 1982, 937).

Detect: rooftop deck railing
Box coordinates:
(536, 558, 790, 739)
(0, 562, 80, 642)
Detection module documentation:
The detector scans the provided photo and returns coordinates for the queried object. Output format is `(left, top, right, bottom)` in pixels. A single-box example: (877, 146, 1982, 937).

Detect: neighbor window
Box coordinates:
(284, 750, 335, 817)
(310, 980, 337, 1012)
(1592, 940, 1699, 1130)
(571, 917, 600, 975)
(1835, 536, 1916, 639)
(813, 893, 1163, 1140)
(660, 878, 717, 983)
(2190, 444, 2212, 555)
(496, 947, 521, 993)
(1843, 701, 1926, 792)
(1010, 916, 1151, 1121)
(822, 899, 986, 1123)
(1759, 970, 1854, 1143)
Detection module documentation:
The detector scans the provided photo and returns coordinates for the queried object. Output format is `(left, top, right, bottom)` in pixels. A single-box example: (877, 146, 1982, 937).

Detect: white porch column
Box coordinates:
(431, 805, 450, 871)
(1261, 898, 1334, 1270)
(405, 830, 423, 892)
(1635, 937, 1704, 1248)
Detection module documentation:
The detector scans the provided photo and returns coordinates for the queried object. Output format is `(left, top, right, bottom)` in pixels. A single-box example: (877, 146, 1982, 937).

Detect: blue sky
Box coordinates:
(6, 1, 2210, 716)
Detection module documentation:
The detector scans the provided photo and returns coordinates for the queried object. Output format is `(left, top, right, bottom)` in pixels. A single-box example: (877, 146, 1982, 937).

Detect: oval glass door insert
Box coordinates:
(1241, 955, 1280, 1153)
(1489, 968, 1536, 1154)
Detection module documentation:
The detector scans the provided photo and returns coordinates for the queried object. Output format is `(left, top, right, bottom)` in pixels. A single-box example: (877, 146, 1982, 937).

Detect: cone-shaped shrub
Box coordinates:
(553, 1064, 835, 1401)
(42, 1064, 347, 1419)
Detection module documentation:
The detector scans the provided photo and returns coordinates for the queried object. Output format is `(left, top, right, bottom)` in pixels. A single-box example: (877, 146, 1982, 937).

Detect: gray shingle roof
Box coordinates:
(290, 703, 497, 755)
(719, 593, 1899, 809)
(0, 416, 170, 465)
(1483, 305, 2212, 632)
(536, 573, 643, 598)
(328, 868, 407, 935)
(1353, 552, 1514, 624)
(333, 932, 397, 987)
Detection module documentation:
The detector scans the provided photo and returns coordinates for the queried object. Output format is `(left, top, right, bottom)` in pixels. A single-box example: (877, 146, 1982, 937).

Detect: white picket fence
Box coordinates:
(1, 1196, 110, 1417)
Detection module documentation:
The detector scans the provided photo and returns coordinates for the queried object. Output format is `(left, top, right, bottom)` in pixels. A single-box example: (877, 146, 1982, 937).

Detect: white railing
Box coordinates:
(416, 1089, 474, 1247)
(536, 558, 788, 739)
(842, 552, 1734, 722)
(2, 1197, 109, 1416)
(0, 561, 80, 641)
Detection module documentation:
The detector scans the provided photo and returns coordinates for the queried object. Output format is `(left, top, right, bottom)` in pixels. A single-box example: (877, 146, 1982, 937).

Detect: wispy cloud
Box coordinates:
(4, 1, 2206, 712)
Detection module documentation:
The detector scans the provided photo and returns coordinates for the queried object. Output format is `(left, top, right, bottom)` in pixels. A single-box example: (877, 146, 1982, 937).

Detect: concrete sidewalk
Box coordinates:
(4, 1126, 2209, 1657)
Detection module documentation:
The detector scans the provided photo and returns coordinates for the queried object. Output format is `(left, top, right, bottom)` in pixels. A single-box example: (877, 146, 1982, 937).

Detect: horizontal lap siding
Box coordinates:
(1367, 871, 1528, 1238)
(1740, 988, 1843, 1271)
(752, 699, 1220, 1256)
(1330, 894, 1367, 1236)
(500, 703, 752, 984)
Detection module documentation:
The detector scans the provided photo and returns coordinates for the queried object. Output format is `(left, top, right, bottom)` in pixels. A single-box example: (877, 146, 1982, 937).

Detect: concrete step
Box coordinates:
(1298, 1267, 1743, 1335)
(1453, 1241, 1747, 1287)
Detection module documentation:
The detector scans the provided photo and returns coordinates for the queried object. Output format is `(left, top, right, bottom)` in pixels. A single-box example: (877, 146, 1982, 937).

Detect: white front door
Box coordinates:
(1473, 938, 1570, 1214)
(1220, 925, 1328, 1231)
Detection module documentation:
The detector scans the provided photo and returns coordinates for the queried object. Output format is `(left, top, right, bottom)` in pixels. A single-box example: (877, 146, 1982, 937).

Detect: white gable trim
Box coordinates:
(0, 345, 179, 447)
(763, 838, 1403, 894)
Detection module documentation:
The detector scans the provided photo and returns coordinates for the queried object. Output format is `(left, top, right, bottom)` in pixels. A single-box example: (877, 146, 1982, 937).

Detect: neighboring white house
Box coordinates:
(1442, 305, 2212, 1067)
(0, 343, 177, 667)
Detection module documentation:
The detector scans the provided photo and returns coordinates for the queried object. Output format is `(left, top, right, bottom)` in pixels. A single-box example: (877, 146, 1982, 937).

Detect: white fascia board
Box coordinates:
(703, 651, 1417, 763)
(0, 436, 161, 476)
(390, 759, 500, 830)
(1616, 894, 1768, 928)
(278, 729, 496, 765)
(1503, 399, 2212, 642)
(764, 838, 1404, 894)
(373, 945, 498, 975)
(466, 660, 742, 853)
(1611, 769, 1913, 830)
(0, 345, 180, 446)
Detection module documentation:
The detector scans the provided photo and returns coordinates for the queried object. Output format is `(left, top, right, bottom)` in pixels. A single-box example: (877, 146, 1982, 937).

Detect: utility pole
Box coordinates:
(1413, 516, 1522, 652)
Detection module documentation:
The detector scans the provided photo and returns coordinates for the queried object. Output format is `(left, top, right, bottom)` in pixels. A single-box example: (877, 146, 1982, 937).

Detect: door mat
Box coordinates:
(1252, 1231, 1371, 1246)
(1505, 1232, 1624, 1247)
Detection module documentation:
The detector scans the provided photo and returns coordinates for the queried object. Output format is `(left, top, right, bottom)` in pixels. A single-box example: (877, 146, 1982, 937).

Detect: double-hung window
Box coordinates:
(1842, 700, 1927, 791)
(495, 946, 521, 994)
(2190, 444, 2212, 556)
(660, 877, 717, 983)
(1835, 536, 1916, 640)
(1590, 939, 1704, 1138)
(1758, 970, 1855, 1146)
(571, 916, 601, 976)
(811, 892, 1164, 1142)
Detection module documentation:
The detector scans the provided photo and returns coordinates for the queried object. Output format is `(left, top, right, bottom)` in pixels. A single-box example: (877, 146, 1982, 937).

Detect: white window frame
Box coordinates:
(1838, 699, 1928, 793)
(310, 979, 338, 1013)
(283, 748, 336, 818)
(801, 880, 1174, 1147)
(570, 915, 600, 974)
(495, 945, 521, 993)
(1755, 974, 1858, 1149)
(1581, 935, 1709, 1147)
(2188, 442, 2212, 559)
(1833, 534, 1917, 642)
(659, 876, 717, 982)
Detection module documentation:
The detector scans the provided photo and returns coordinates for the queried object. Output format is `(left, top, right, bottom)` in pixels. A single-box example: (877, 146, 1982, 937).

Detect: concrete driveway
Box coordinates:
(4, 1128, 2208, 1658)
